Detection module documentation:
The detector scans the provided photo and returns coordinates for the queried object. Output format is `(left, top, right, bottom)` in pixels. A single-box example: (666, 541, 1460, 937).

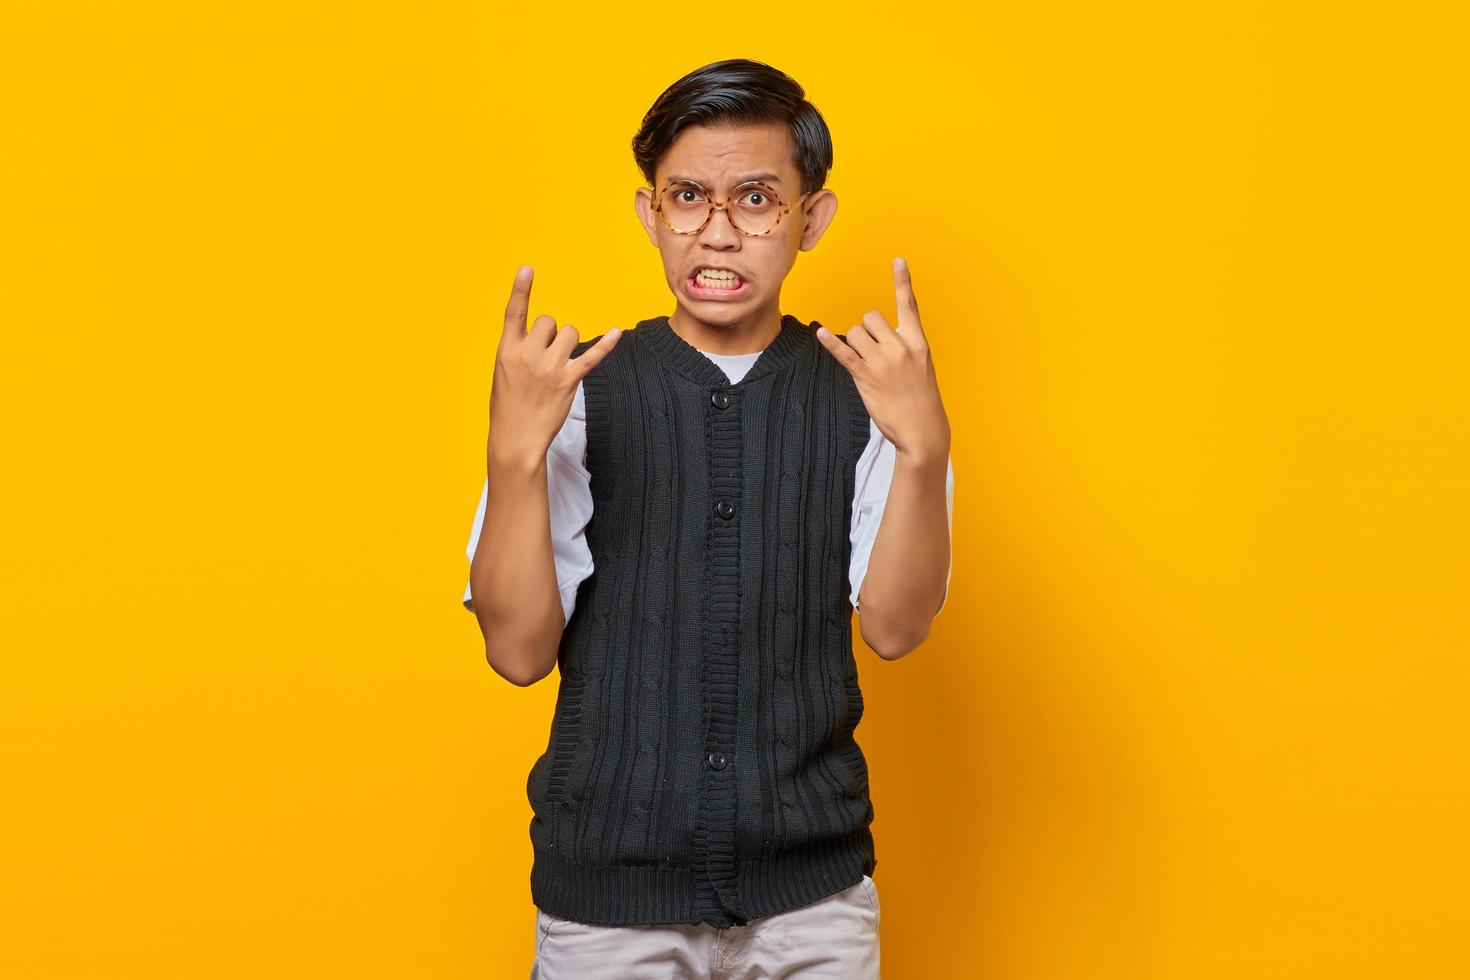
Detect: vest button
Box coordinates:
(710, 390, 730, 409)
(715, 499, 736, 519)
(707, 751, 728, 770)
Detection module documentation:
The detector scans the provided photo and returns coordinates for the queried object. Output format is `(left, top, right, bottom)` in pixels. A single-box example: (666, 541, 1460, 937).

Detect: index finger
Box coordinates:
(500, 264, 533, 348)
(893, 256, 923, 334)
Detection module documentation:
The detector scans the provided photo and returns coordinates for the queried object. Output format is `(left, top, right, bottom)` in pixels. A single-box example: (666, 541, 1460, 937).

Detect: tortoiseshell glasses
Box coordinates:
(652, 180, 810, 237)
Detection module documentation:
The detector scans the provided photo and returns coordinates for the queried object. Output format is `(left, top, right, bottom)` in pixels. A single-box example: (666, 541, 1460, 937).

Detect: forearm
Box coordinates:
(469, 446, 564, 685)
(856, 448, 950, 659)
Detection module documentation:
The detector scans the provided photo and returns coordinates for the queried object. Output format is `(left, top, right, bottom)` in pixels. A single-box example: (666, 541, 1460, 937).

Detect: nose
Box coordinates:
(697, 204, 741, 249)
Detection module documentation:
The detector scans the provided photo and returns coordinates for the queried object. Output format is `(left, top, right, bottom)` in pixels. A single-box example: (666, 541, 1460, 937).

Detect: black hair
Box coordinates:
(631, 59, 834, 196)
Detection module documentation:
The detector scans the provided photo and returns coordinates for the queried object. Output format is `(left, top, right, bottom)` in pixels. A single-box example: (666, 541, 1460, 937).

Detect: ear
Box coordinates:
(798, 189, 838, 252)
(634, 186, 660, 247)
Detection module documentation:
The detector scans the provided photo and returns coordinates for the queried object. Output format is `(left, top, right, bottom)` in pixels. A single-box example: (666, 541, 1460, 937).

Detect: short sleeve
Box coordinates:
(848, 420, 955, 618)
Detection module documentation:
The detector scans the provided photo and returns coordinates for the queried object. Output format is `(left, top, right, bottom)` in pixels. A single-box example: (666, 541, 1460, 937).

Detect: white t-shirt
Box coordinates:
(464, 346, 954, 626)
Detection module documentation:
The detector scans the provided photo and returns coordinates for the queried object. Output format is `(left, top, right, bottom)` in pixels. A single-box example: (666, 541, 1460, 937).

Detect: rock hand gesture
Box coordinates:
(814, 256, 951, 463)
(488, 265, 621, 468)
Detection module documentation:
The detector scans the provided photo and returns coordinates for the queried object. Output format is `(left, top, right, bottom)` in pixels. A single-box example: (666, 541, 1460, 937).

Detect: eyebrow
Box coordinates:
(664, 172, 783, 189)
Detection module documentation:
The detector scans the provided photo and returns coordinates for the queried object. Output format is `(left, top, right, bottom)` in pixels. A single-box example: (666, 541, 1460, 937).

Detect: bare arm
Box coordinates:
(469, 449, 565, 686)
(469, 264, 620, 685)
(816, 256, 952, 661)
(855, 449, 951, 659)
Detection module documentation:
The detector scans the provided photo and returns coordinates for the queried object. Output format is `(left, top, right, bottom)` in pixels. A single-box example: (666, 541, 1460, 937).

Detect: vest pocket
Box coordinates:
(526, 750, 554, 850)
(836, 739, 870, 797)
(837, 671, 870, 797)
(543, 670, 587, 804)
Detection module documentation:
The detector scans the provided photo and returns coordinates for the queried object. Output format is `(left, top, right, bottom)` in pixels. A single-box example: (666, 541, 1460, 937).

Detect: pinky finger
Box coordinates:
(816, 325, 864, 375)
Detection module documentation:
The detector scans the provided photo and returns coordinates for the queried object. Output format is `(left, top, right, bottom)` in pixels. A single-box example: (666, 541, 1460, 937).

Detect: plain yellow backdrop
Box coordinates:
(3, 2, 1466, 977)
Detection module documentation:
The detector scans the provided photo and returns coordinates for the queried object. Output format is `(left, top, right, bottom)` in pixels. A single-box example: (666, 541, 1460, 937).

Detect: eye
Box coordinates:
(737, 187, 778, 209)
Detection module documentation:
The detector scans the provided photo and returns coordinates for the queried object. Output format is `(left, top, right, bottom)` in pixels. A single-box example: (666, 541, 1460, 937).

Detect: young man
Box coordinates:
(463, 59, 953, 978)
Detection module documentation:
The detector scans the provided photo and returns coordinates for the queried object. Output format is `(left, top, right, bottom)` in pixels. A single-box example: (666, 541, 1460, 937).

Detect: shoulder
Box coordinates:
(571, 333, 606, 358)
(805, 319, 871, 458)
(571, 323, 649, 374)
(806, 318, 859, 382)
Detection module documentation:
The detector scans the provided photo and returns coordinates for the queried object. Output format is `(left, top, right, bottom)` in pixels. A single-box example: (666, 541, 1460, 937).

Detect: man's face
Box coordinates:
(635, 122, 835, 333)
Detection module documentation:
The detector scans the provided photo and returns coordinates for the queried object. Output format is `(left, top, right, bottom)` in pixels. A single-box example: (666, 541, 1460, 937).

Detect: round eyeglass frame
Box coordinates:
(652, 181, 811, 237)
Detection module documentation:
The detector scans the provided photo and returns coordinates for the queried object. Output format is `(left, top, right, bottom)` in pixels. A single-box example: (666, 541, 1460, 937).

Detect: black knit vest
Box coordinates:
(526, 312, 876, 928)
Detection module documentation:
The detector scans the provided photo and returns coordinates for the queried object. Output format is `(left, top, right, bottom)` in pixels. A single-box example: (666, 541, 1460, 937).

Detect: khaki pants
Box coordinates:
(529, 874, 882, 979)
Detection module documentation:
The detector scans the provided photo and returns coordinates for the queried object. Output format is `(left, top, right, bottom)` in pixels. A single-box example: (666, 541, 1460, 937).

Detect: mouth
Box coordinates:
(686, 266, 750, 301)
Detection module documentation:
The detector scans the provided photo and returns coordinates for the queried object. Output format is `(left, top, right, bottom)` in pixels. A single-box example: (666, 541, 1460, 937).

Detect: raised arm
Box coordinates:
(816, 257, 952, 660)
(468, 265, 619, 686)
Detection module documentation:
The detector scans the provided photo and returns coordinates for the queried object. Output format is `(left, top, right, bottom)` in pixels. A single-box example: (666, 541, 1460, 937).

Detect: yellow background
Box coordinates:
(3, 2, 1466, 976)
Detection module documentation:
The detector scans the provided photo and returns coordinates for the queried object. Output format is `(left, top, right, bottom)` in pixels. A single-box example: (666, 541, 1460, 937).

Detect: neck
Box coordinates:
(668, 298, 783, 356)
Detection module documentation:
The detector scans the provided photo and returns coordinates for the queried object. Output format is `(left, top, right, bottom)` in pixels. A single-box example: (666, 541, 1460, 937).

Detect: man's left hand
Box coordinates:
(815, 256, 951, 461)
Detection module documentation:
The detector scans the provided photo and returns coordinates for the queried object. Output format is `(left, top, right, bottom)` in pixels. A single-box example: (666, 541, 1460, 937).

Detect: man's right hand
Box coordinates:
(487, 264, 621, 468)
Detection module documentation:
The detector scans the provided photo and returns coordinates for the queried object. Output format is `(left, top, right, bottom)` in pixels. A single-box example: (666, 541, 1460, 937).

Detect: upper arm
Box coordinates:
(849, 430, 955, 619)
